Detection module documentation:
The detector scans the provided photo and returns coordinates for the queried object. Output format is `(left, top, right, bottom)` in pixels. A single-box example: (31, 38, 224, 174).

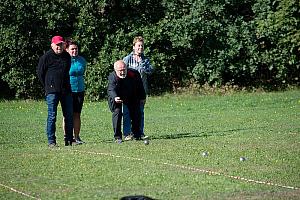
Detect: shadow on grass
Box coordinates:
(150, 126, 268, 140)
(0, 127, 268, 145)
(99, 126, 268, 143)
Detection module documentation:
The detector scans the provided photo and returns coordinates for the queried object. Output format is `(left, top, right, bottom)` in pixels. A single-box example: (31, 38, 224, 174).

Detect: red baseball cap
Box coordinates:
(51, 36, 65, 44)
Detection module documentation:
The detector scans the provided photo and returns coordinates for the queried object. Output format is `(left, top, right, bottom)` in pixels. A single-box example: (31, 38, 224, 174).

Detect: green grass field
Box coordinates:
(0, 90, 300, 199)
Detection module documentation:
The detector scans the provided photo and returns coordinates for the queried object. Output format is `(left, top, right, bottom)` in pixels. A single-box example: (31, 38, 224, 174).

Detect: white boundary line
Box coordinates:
(0, 182, 41, 200)
(73, 150, 299, 190)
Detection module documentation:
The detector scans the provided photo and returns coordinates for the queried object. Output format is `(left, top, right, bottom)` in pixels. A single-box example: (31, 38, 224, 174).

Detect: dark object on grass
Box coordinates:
(120, 195, 156, 200)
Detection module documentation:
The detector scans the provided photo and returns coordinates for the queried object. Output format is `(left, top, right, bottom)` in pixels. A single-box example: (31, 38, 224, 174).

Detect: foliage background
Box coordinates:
(0, 0, 299, 100)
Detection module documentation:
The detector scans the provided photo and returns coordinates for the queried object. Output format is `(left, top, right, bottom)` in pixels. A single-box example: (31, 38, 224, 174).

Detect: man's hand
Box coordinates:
(114, 97, 123, 103)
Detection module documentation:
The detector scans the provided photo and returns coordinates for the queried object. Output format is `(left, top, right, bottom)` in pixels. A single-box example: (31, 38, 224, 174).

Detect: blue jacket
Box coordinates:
(69, 56, 86, 92)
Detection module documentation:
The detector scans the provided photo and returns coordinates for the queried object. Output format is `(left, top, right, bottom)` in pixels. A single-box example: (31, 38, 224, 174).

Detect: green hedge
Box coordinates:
(0, 0, 299, 99)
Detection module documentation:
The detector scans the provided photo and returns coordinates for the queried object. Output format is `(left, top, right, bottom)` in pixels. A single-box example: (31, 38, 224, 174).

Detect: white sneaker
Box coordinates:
(141, 135, 149, 140)
(124, 135, 133, 141)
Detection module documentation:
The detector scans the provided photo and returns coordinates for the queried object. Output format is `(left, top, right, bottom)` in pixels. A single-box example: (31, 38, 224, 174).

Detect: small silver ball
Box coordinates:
(240, 157, 246, 161)
(144, 140, 149, 145)
(202, 152, 208, 157)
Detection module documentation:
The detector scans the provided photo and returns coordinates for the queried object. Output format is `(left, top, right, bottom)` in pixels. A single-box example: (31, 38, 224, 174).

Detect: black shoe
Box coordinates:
(75, 136, 84, 145)
(133, 136, 142, 140)
(64, 136, 76, 143)
(65, 140, 72, 146)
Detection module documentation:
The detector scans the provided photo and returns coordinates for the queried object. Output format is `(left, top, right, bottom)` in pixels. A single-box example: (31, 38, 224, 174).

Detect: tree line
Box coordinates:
(0, 0, 299, 100)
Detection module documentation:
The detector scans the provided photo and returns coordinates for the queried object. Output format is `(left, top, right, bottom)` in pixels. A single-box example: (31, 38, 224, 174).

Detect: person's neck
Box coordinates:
(133, 54, 142, 62)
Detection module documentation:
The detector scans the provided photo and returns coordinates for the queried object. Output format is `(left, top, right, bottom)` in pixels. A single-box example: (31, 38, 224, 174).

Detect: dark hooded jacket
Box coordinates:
(37, 49, 71, 95)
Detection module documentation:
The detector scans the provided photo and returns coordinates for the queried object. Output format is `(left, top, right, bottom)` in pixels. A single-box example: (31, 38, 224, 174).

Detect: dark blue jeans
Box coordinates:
(46, 93, 73, 144)
(123, 102, 144, 136)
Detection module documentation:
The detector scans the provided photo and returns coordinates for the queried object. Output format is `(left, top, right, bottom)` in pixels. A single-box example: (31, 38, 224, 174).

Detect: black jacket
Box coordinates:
(107, 68, 146, 110)
(37, 49, 71, 95)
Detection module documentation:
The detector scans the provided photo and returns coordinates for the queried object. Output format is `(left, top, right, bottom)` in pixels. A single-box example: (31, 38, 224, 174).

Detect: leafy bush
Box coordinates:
(0, 0, 299, 99)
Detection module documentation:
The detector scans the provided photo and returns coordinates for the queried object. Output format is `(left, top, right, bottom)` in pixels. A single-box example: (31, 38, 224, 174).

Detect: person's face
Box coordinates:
(115, 64, 127, 79)
(51, 42, 64, 54)
(133, 41, 144, 55)
(67, 44, 78, 57)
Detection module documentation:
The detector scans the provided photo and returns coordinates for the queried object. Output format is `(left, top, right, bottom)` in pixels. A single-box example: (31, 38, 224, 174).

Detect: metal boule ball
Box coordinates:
(144, 140, 149, 145)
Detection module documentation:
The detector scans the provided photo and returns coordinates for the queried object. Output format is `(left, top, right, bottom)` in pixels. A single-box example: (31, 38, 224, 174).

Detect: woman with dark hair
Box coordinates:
(63, 39, 87, 144)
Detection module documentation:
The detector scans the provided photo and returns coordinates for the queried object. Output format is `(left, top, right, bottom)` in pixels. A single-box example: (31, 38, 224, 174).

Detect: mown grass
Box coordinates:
(0, 89, 299, 199)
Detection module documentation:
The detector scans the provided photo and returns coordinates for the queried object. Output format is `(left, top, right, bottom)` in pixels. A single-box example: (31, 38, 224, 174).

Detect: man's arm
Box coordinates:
(36, 55, 46, 88)
(107, 73, 118, 100)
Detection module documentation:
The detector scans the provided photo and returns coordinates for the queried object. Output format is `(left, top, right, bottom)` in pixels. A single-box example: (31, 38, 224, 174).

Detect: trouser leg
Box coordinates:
(61, 93, 73, 143)
(128, 104, 141, 138)
(46, 93, 59, 144)
(112, 107, 122, 139)
(122, 104, 131, 136)
(140, 102, 145, 135)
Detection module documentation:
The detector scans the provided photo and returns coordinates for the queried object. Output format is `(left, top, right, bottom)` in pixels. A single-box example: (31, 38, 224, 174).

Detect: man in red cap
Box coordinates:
(37, 35, 73, 147)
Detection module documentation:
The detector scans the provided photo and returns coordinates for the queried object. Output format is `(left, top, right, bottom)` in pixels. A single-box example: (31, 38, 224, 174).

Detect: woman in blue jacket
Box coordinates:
(63, 39, 87, 144)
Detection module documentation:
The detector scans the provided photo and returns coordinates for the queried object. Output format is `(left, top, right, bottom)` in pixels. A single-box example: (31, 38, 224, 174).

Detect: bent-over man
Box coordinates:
(107, 60, 146, 143)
